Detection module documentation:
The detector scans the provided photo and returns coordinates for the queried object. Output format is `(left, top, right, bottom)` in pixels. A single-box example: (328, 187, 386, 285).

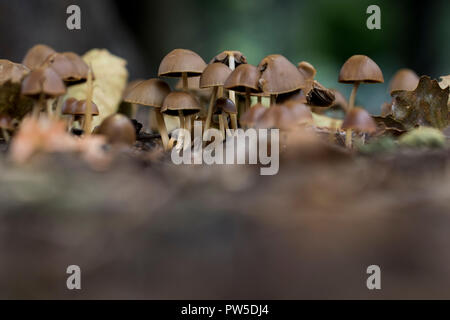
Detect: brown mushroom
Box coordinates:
(158, 49, 206, 132)
(124, 78, 171, 150)
(22, 44, 56, 70)
(96, 113, 136, 146)
(200, 63, 232, 131)
(72, 99, 100, 131)
(21, 67, 66, 117)
(341, 107, 377, 146)
(389, 68, 419, 93)
(61, 97, 78, 128)
(257, 102, 312, 130)
(258, 54, 306, 106)
(297, 61, 317, 80)
(61, 52, 90, 83)
(214, 97, 236, 139)
(239, 103, 267, 128)
(224, 64, 261, 116)
(338, 55, 383, 147)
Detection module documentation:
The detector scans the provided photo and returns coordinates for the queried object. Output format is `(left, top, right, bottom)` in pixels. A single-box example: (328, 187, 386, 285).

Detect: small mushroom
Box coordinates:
(72, 99, 100, 131)
(22, 44, 56, 70)
(199, 63, 232, 131)
(124, 78, 172, 150)
(214, 97, 236, 139)
(21, 67, 66, 117)
(224, 64, 261, 116)
(389, 68, 419, 93)
(258, 54, 306, 106)
(239, 103, 267, 128)
(96, 113, 136, 146)
(0, 114, 16, 142)
(61, 97, 78, 127)
(341, 107, 377, 147)
(338, 55, 383, 147)
(158, 49, 206, 132)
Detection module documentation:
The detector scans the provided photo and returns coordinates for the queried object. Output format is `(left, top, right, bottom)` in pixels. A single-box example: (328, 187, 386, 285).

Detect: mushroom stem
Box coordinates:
(46, 99, 53, 116)
(270, 94, 276, 106)
(154, 110, 170, 151)
(55, 97, 64, 119)
(83, 67, 94, 134)
(218, 113, 225, 141)
(230, 114, 238, 130)
(245, 88, 251, 112)
(2, 128, 10, 142)
(33, 93, 45, 118)
(257, 96, 262, 104)
(185, 115, 192, 135)
(346, 82, 360, 149)
(223, 112, 230, 131)
(182, 72, 188, 92)
(228, 53, 237, 107)
(178, 110, 186, 149)
(205, 86, 218, 132)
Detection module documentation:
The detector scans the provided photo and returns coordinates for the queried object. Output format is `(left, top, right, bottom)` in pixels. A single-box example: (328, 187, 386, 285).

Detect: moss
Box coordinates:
(399, 127, 446, 149)
(358, 136, 397, 154)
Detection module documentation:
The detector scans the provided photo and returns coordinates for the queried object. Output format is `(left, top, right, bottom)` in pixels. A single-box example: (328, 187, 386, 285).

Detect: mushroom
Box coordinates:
(158, 49, 206, 133)
(224, 64, 261, 117)
(61, 52, 90, 84)
(124, 78, 171, 150)
(257, 102, 312, 130)
(21, 67, 66, 117)
(338, 55, 384, 147)
(199, 63, 232, 131)
(161, 92, 201, 148)
(389, 68, 420, 93)
(239, 103, 267, 128)
(0, 114, 16, 142)
(22, 44, 56, 70)
(341, 107, 377, 146)
(297, 61, 317, 80)
(61, 97, 78, 128)
(96, 113, 136, 146)
(214, 97, 236, 139)
(72, 99, 100, 131)
(258, 54, 306, 106)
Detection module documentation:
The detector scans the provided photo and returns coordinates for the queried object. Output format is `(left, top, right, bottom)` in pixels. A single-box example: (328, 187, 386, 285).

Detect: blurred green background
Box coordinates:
(0, 0, 449, 113)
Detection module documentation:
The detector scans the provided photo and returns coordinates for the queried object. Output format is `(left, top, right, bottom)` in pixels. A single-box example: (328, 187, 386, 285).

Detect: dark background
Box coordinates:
(0, 0, 449, 113)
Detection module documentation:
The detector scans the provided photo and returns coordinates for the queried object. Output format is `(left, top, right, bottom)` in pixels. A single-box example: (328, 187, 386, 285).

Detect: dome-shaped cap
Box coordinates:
(258, 54, 306, 94)
(158, 49, 206, 78)
(224, 64, 260, 93)
(210, 51, 247, 67)
(214, 97, 236, 114)
(21, 67, 66, 97)
(62, 97, 78, 115)
(61, 52, 90, 82)
(96, 113, 136, 145)
(341, 107, 377, 133)
(72, 100, 100, 116)
(124, 78, 171, 108)
(161, 91, 201, 116)
(199, 63, 231, 88)
(0, 59, 29, 85)
(389, 68, 419, 93)
(22, 44, 56, 70)
(239, 103, 267, 127)
(338, 55, 384, 84)
(256, 104, 299, 130)
(45, 53, 81, 83)
(297, 61, 316, 80)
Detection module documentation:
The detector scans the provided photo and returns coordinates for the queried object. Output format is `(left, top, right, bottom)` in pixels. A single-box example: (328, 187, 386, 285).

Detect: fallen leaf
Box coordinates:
(391, 76, 449, 129)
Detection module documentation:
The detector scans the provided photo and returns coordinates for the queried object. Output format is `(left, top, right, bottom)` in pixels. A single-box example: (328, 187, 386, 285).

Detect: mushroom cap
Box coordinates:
(22, 44, 56, 70)
(297, 61, 316, 80)
(61, 97, 79, 115)
(239, 103, 267, 127)
(284, 100, 314, 125)
(389, 68, 419, 93)
(210, 51, 247, 67)
(257, 102, 312, 130)
(338, 55, 384, 84)
(175, 76, 212, 99)
(61, 52, 90, 83)
(258, 54, 306, 94)
(0, 59, 29, 85)
(123, 79, 145, 98)
(158, 49, 206, 78)
(341, 107, 377, 133)
(224, 64, 260, 93)
(21, 67, 66, 97)
(0, 114, 15, 130)
(45, 53, 81, 83)
(72, 100, 100, 116)
(161, 91, 201, 116)
(214, 97, 237, 115)
(124, 78, 171, 108)
(199, 63, 232, 88)
(96, 113, 136, 145)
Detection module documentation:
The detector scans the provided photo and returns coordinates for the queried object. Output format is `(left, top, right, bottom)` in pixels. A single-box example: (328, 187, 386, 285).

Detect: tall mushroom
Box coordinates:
(124, 78, 171, 150)
(338, 55, 384, 147)
(341, 107, 377, 146)
(258, 54, 305, 106)
(158, 49, 206, 132)
(200, 62, 232, 131)
(224, 64, 261, 117)
(21, 67, 66, 118)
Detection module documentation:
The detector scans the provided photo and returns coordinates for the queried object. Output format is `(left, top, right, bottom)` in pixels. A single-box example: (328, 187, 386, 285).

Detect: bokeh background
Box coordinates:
(0, 0, 449, 113)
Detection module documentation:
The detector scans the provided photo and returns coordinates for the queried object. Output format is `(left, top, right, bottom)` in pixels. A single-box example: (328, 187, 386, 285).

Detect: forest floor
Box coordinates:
(1, 129, 450, 299)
